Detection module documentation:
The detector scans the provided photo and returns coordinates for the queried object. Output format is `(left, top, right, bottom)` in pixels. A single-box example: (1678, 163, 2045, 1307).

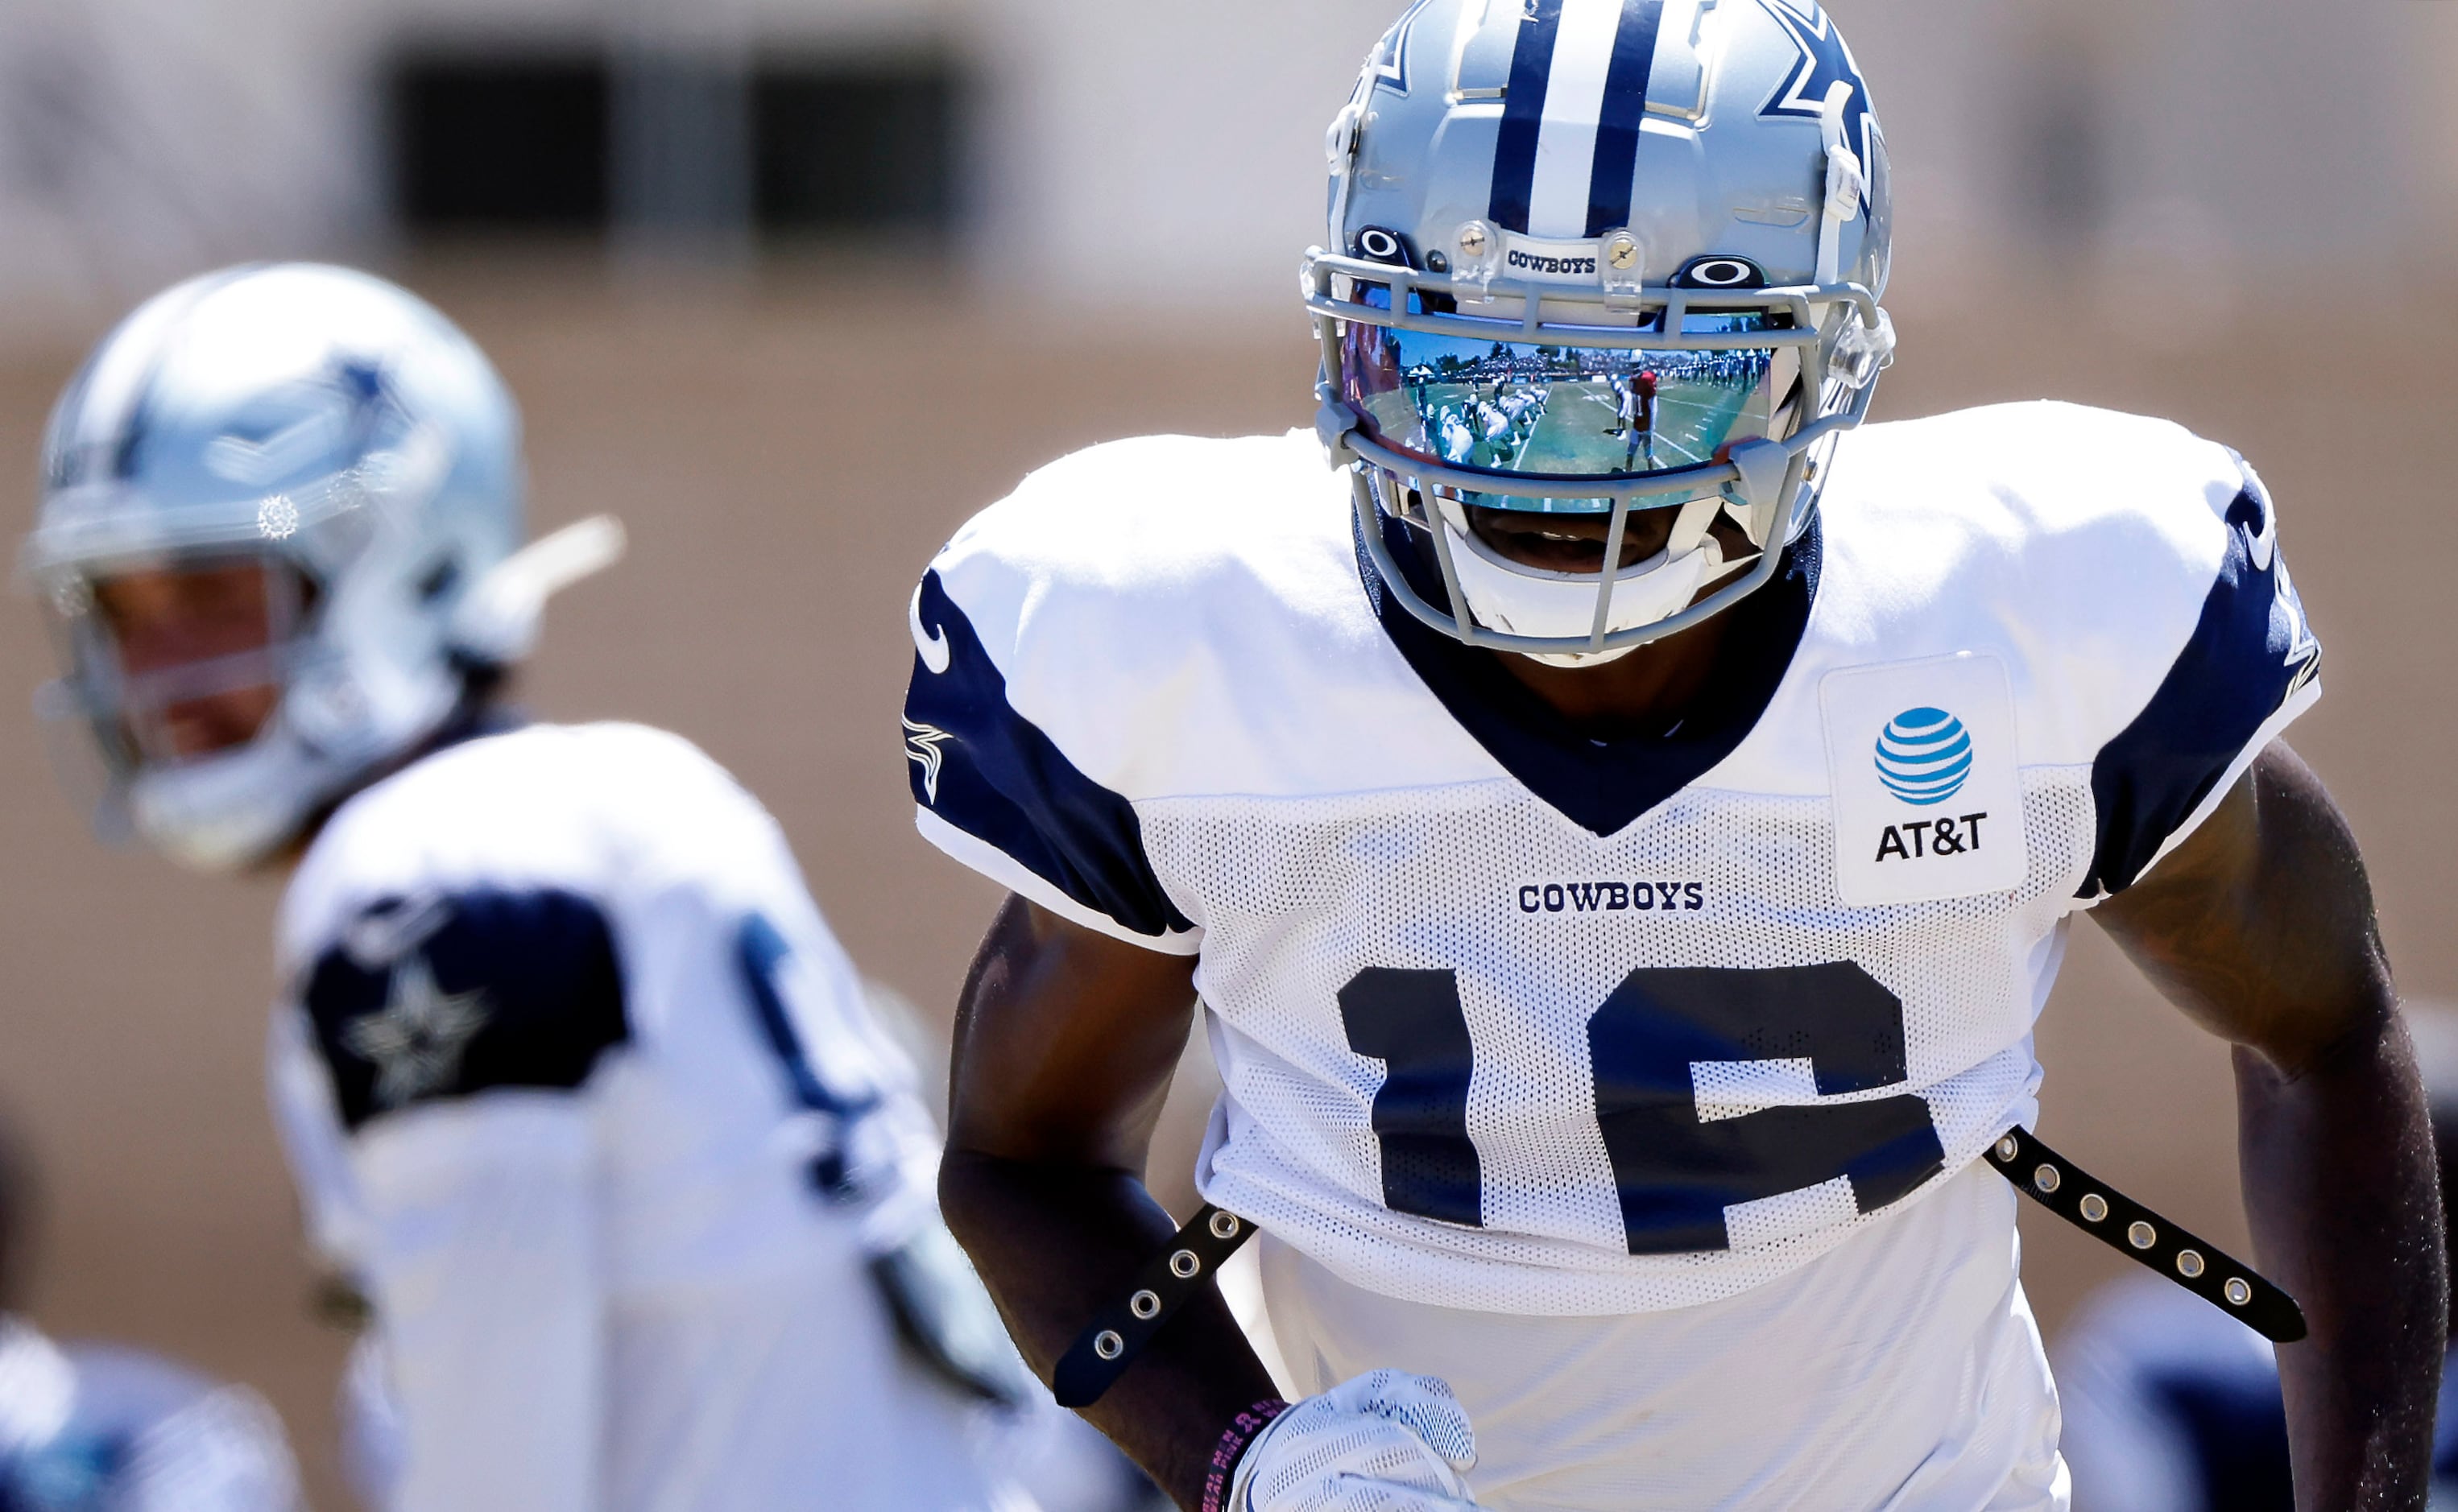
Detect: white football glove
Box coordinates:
(1228, 1370, 1483, 1511)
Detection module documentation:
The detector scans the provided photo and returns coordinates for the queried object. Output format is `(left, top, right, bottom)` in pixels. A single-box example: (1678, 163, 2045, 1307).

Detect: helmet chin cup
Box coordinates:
(1439, 514, 1723, 669)
(125, 731, 335, 872)
(1322, 391, 1829, 663)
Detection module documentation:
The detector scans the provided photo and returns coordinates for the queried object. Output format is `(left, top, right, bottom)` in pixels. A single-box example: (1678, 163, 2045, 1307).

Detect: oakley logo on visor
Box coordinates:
(1673, 256, 1768, 290)
(1354, 227, 1419, 268)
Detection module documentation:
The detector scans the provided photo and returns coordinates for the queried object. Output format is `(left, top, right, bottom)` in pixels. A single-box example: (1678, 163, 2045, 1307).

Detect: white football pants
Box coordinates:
(1254, 1162, 2069, 1511)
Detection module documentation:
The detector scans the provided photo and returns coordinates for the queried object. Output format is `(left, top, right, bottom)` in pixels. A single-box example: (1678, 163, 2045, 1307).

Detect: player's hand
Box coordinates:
(1228, 1370, 1482, 1510)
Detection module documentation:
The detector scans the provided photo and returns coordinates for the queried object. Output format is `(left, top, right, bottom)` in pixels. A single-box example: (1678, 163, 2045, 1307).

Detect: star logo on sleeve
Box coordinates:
(341, 953, 491, 1111)
(904, 719, 954, 804)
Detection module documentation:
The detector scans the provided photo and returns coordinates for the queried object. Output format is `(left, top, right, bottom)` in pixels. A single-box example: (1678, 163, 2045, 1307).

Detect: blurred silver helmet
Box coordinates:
(1309, 0, 1896, 665)
(21, 263, 621, 871)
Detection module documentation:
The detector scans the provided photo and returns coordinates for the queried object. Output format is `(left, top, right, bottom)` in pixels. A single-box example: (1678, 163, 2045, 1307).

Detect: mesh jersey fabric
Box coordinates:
(908, 403, 2320, 1316)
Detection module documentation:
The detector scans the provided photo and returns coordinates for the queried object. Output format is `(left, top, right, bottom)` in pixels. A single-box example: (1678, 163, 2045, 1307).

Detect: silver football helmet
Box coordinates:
(1309, 0, 1896, 665)
(21, 264, 622, 871)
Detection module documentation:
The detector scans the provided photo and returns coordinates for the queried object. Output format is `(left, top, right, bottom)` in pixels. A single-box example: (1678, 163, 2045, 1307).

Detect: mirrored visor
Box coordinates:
(1335, 295, 1787, 513)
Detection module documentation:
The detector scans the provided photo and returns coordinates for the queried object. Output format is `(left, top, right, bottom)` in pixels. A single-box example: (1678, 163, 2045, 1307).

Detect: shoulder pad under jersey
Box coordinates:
(903, 432, 1492, 949)
(1759, 402, 2320, 897)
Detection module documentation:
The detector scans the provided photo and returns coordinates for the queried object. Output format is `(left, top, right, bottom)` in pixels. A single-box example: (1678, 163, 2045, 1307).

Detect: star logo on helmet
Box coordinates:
(342, 953, 490, 1110)
(1756, 0, 1875, 169)
(1368, 0, 1434, 95)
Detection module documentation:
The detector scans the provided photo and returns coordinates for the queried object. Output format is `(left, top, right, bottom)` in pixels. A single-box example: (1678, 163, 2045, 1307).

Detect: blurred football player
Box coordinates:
(0, 1113, 304, 1510)
(2055, 999, 2458, 1512)
(905, 2, 2439, 1508)
(20, 263, 1070, 1512)
(1611, 370, 1657, 469)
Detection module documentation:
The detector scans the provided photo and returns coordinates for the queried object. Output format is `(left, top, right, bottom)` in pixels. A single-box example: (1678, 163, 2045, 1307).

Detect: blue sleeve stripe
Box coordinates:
(2082, 489, 2321, 897)
(904, 569, 1194, 940)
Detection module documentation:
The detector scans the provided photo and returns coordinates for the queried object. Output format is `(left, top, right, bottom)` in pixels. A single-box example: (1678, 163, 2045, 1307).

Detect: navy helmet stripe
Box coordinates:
(1490, 0, 1568, 235)
(1584, 0, 1666, 237)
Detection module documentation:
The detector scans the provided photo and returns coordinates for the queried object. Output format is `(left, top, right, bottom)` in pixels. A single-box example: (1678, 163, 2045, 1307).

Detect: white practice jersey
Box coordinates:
(906, 404, 2320, 1320)
(270, 722, 1021, 1512)
(0, 1318, 302, 1512)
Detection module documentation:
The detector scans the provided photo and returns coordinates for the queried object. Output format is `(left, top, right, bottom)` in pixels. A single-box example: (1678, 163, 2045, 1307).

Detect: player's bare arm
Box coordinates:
(943, 896, 1278, 1508)
(2093, 742, 2444, 1508)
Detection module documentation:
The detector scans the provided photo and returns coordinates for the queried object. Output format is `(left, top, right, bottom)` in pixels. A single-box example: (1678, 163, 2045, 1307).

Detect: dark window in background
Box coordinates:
(753, 58, 961, 234)
(393, 52, 610, 230)
(388, 46, 962, 240)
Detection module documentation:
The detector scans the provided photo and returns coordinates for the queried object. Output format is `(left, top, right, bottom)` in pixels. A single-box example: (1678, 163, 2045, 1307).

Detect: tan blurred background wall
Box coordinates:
(0, 2, 2452, 1507)
(2, 0, 2453, 322)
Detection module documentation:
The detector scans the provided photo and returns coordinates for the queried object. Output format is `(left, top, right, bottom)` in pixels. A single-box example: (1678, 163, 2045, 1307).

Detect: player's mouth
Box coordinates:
(122, 683, 282, 763)
(1467, 505, 1674, 575)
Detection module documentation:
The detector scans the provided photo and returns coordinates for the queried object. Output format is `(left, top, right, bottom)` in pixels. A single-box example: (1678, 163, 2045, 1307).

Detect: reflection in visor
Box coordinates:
(1337, 297, 1786, 513)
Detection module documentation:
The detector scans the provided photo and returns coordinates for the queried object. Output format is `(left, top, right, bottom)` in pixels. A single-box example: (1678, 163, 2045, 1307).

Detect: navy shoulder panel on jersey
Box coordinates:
(2081, 486, 2321, 898)
(301, 888, 630, 1133)
(1359, 510, 1819, 837)
(902, 568, 1194, 939)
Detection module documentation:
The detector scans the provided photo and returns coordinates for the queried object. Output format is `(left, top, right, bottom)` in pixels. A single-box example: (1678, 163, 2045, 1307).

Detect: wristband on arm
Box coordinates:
(1202, 1398, 1290, 1512)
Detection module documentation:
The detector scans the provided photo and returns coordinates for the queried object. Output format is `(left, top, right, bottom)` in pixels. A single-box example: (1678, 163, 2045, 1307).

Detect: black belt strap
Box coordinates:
(1054, 1204, 1259, 1408)
(1985, 1125, 2305, 1343)
(1056, 1126, 2307, 1408)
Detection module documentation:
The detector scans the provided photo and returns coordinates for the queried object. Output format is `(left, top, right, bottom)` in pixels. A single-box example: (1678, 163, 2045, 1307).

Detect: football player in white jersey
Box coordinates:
(905, 2, 2443, 1508)
(19, 263, 1078, 1512)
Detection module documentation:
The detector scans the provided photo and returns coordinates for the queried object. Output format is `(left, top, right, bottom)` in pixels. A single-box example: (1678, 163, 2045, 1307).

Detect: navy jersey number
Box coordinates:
(1339, 963, 1946, 1254)
(737, 912, 879, 1198)
(1338, 969, 1483, 1226)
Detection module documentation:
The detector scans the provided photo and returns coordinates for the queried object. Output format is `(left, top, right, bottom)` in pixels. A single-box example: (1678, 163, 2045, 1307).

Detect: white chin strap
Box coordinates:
(1440, 495, 1742, 667)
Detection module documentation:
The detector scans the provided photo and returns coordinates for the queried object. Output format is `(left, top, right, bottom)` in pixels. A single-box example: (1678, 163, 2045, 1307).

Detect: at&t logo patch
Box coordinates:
(1873, 708, 1972, 806)
(1873, 812, 1989, 865)
(1821, 655, 2029, 907)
